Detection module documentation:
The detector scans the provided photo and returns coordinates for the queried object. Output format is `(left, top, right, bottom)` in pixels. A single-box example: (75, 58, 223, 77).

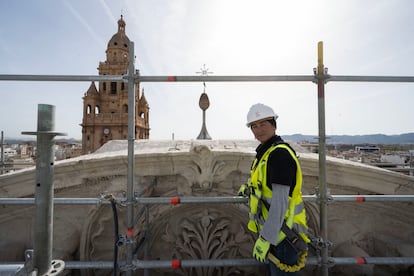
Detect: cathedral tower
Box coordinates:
(81, 16, 149, 154)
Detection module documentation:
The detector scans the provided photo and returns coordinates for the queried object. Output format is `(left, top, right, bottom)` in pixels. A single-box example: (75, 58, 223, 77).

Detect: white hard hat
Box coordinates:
(246, 103, 278, 127)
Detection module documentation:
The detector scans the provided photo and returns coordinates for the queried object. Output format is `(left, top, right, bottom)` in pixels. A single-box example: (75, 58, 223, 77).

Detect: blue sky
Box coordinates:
(1, 0, 413, 140)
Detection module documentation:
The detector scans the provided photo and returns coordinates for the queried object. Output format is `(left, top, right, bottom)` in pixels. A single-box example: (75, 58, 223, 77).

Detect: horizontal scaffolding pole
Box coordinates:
(332, 257, 414, 265)
(132, 258, 263, 269)
(135, 196, 248, 204)
(328, 75, 414, 83)
(0, 74, 124, 82)
(136, 75, 315, 82)
(0, 74, 315, 83)
(0, 196, 247, 205)
(134, 257, 414, 268)
(326, 195, 414, 202)
(1, 74, 414, 83)
(2, 256, 414, 272)
(1, 195, 414, 205)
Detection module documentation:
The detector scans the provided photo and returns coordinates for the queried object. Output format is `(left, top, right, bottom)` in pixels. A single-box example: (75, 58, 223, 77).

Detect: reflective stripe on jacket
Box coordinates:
(247, 143, 310, 245)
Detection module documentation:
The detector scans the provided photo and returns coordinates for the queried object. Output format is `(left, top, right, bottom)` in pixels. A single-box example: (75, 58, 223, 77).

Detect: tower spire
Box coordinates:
(118, 14, 126, 33)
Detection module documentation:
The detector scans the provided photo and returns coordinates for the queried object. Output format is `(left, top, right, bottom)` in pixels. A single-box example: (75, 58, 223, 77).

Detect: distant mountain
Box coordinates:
(283, 133, 414, 145)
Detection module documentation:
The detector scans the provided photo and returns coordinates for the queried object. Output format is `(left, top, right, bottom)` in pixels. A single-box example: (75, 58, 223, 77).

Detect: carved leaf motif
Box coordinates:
(161, 223, 175, 243)
(212, 161, 226, 176)
(152, 205, 261, 275)
(220, 228, 229, 243)
(166, 209, 249, 275)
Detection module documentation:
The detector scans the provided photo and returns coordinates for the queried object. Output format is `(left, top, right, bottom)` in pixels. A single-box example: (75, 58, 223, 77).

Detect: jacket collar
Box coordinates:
(255, 135, 284, 159)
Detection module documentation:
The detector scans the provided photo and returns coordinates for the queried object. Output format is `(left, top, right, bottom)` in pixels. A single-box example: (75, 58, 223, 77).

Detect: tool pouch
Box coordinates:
(281, 222, 307, 253)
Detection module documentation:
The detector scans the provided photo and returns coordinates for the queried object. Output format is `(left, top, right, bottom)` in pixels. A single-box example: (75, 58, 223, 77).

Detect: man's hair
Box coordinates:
(268, 118, 277, 127)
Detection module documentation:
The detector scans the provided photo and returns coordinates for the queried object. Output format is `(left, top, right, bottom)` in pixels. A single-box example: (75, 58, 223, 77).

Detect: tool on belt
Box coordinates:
(268, 221, 308, 272)
(281, 221, 307, 253)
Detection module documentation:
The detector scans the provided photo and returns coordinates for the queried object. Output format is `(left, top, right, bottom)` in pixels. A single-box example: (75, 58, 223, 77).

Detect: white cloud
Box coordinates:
(63, 0, 106, 49)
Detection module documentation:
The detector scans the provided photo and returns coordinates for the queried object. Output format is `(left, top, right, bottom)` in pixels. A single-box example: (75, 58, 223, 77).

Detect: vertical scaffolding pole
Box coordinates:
(22, 104, 65, 275)
(144, 205, 150, 276)
(316, 41, 329, 276)
(1, 131, 4, 175)
(126, 41, 136, 276)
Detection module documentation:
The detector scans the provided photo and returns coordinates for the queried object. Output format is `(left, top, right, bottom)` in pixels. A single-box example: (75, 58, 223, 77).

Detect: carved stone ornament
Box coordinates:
(148, 204, 261, 276)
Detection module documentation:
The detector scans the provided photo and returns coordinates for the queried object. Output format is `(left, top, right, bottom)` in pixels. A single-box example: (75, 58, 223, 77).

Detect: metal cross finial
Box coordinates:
(196, 64, 213, 92)
(196, 64, 213, 76)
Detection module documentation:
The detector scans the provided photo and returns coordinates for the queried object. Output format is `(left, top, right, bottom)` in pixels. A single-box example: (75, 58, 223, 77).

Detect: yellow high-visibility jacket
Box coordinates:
(247, 143, 310, 245)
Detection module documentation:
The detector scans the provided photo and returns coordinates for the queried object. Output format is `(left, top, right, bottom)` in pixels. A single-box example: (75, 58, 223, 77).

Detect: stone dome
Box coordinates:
(107, 15, 130, 51)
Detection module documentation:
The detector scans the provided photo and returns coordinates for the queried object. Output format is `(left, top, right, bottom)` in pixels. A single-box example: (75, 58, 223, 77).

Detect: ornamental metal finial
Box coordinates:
(196, 64, 212, 140)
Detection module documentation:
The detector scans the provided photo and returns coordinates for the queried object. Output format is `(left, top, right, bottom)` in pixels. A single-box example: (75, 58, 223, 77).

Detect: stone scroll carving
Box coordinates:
(180, 144, 231, 194)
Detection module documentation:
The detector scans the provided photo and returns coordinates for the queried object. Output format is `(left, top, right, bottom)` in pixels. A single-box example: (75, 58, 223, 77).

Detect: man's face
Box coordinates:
(250, 118, 276, 143)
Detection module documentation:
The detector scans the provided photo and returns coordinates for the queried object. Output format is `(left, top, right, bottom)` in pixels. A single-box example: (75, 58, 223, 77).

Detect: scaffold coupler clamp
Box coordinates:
(315, 236, 332, 249)
(116, 234, 135, 247)
(316, 255, 335, 268)
(311, 236, 334, 267)
(314, 187, 333, 204)
(119, 263, 136, 273)
(312, 67, 330, 84)
(310, 236, 332, 254)
(326, 257, 336, 268)
(103, 193, 116, 203)
(16, 249, 65, 276)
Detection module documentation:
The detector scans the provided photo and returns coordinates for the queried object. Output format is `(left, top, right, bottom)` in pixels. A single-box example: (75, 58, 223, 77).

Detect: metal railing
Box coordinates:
(2, 194, 414, 205)
(1, 41, 414, 275)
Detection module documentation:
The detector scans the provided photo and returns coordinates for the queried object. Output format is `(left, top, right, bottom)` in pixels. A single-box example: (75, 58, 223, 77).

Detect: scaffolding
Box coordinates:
(1, 41, 414, 275)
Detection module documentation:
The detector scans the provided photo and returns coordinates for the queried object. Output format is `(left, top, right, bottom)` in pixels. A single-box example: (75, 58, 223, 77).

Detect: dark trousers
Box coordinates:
(266, 239, 300, 276)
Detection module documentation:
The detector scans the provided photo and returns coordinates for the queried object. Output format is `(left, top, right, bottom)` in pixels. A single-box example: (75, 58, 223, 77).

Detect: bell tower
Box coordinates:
(81, 16, 149, 154)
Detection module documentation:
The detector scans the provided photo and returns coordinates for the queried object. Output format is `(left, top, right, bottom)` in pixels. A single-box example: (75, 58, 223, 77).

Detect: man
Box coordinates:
(239, 103, 309, 275)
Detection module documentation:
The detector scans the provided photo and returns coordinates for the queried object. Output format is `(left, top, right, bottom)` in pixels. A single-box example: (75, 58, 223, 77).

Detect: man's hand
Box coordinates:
(238, 184, 249, 197)
(253, 236, 270, 262)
